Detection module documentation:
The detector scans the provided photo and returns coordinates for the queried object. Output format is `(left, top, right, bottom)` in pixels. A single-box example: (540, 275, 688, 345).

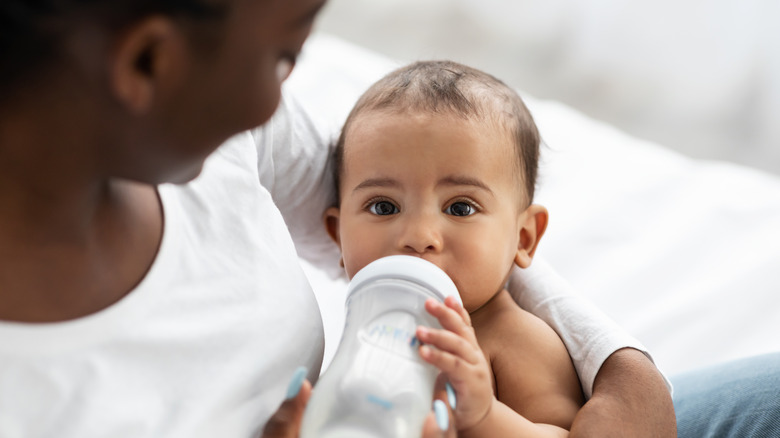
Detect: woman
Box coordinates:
(0, 0, 679, 436)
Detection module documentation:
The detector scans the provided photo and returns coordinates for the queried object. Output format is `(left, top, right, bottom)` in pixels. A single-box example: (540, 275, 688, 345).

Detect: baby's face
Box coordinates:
(329, 110, 529, 312)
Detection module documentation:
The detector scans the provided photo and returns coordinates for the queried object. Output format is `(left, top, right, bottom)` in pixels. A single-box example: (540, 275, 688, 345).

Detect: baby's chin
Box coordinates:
(460, 286, 509, 314)
(462, 298, 486, 314)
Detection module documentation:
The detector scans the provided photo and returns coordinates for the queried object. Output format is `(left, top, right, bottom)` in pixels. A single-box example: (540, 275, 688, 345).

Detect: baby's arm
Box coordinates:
(484, 294, 584, 430)
(416, 295, 582, 437)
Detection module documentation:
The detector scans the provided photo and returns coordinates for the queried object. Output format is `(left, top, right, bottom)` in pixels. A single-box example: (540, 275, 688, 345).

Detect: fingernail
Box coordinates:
(445, 382, 457, 410)
(433, 399, 449, 431)
(285, 366, 308, 400)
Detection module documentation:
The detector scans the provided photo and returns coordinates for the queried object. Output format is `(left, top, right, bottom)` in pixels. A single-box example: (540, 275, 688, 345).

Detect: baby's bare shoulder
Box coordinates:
(473, 289, 584, 429)
(473, 289, 558, 353)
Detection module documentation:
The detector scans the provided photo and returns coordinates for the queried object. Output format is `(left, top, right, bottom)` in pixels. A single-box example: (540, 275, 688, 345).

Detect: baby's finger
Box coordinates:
(424, 299, 476, 341)
(416, 326, 481, 364)
(444, 295, 471, 326)
(419, 343, 478, 378)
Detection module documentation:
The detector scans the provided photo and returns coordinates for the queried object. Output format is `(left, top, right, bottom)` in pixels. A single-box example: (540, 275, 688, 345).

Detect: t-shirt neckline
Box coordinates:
(0, 184, 179, 355)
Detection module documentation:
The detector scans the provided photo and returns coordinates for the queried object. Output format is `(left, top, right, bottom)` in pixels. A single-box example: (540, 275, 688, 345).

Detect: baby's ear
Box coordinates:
(323, 207, 342, 248)
(514, 204, 549, 269)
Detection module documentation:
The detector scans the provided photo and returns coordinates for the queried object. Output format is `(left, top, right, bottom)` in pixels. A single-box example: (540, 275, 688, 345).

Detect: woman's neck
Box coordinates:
(0, 179, 164, 323)
(0, 110, 164, 323)
(0, 97, 104, 237)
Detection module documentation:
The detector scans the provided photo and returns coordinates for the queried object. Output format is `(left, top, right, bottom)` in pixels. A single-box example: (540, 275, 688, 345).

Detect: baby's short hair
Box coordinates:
(334, 60, 541, 205)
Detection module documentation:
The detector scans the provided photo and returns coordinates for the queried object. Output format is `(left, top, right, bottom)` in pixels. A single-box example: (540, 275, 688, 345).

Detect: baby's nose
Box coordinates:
(398, 217, 443, 255)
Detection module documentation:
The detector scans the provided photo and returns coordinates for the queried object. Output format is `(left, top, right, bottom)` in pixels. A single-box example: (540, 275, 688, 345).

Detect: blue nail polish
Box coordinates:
(433, 399, 449, 431)
(285, 366, 308, 400)
(445, 382, 457, 410)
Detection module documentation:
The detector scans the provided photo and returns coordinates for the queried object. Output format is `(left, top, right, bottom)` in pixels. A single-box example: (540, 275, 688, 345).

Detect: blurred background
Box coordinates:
(315, 0, 780, 175)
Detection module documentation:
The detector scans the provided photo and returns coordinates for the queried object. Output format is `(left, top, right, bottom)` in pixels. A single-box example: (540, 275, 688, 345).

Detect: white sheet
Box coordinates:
(288, 33, 780, 377)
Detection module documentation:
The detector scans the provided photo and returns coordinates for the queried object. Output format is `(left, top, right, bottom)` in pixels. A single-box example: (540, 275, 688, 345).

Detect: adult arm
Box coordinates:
(251, 86, 344, 279)
(570, 348, 676, 437)
(508, 259, 676, 436)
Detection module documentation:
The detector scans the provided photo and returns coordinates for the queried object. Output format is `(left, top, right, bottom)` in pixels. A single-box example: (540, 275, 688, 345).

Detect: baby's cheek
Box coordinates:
(342, 254, 364, 279)
(342, 243, 381, 279)
(456, 281, 491, 313)
(457, 269, 509, 312)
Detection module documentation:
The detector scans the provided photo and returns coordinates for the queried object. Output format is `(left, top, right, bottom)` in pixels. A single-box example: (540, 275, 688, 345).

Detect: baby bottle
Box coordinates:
(300, 255, 461, 438)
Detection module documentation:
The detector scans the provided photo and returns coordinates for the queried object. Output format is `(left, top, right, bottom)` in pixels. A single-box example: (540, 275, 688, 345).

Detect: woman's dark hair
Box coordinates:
(0, 0, 225, 99)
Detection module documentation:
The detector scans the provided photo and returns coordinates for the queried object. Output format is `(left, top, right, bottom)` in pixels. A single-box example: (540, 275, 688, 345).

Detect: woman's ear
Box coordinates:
(323, 207, 342, 248)
(514, 204, 549, 269)
(110, 16, 187, 114)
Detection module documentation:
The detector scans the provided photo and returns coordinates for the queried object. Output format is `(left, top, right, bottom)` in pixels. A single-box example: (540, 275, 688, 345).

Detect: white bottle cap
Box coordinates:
(347, 255, 462, 305)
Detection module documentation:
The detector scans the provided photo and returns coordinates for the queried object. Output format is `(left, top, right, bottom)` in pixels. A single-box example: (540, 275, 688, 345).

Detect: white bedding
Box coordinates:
(288, 33, 780, 377)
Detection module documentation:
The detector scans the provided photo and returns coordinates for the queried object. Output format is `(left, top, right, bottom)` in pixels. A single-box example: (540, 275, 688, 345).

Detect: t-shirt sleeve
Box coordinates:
(507, 257, 672, 399)
(251, 88, 344, 279)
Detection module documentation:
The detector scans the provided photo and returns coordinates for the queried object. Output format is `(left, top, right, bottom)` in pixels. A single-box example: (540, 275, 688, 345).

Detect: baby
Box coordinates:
(323, 60, 584, 436)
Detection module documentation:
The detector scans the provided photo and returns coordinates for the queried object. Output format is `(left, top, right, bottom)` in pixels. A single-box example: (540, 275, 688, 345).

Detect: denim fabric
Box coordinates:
(672, 353, 780, 438)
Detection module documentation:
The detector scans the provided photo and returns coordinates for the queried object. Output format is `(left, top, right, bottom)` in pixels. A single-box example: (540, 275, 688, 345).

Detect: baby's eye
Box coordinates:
(445, 201, 475, 217)
(369, 200, 399, 216)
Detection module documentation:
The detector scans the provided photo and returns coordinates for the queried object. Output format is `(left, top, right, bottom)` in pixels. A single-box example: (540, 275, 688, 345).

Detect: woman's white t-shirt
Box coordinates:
(0, 127, 324, 438)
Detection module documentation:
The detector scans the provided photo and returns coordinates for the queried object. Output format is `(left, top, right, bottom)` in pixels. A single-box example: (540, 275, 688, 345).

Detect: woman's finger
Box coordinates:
(421, 376, 457, 437)
(421, 399, 456, 437)
(261, 367, 312, 438)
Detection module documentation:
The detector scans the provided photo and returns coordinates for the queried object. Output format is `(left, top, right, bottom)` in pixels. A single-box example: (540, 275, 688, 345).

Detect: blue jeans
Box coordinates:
(672, 352, 780, 437)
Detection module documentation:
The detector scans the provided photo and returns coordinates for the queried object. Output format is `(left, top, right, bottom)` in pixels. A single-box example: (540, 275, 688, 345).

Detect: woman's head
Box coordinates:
(1, 0, 225, 101)
(1, 0, 325, 183)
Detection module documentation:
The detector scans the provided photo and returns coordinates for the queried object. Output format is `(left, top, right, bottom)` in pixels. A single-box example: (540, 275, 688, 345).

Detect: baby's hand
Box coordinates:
(416, 296, 494, 431)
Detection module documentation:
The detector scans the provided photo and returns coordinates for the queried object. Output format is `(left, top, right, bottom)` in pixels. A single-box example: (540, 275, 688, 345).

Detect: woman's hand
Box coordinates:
(260, 381, 312, 438)
(416, 296, 494, 432)
(261, 367, 312, 438)
(261, 366, 457, 438)
(421, 375, 458, 438)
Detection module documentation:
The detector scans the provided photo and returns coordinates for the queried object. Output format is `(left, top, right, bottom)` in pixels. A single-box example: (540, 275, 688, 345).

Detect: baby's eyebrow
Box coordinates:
(353, 178, 399, 192)
(438, 176, 494, 196)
